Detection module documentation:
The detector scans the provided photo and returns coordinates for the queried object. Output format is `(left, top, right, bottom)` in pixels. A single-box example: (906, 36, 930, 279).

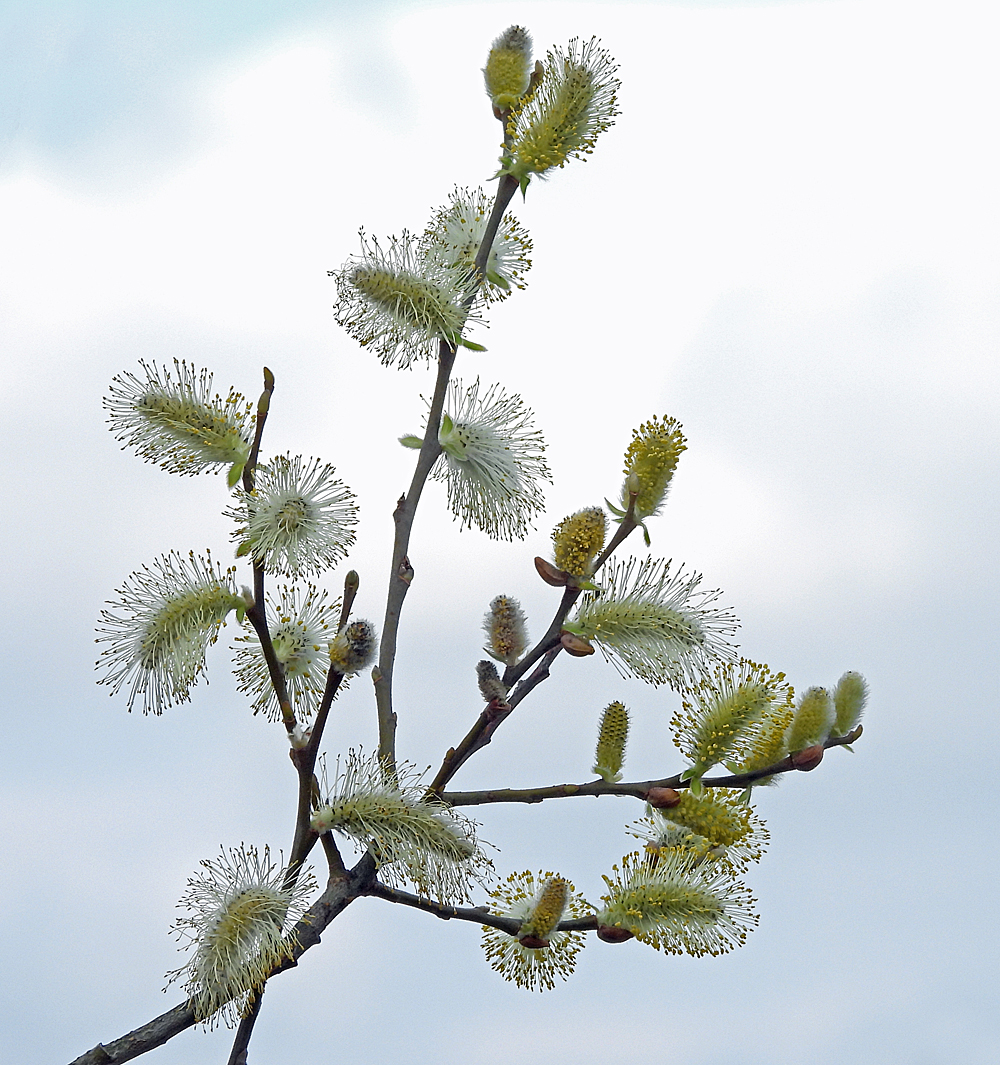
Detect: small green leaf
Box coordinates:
(456, 337, 487, 352)
(227, 462, 245, 488)
(486, 270, 510, 290)
(235, 540, 254, 558)
(604, 497, 627, 518)
(398, 435, 424, 449)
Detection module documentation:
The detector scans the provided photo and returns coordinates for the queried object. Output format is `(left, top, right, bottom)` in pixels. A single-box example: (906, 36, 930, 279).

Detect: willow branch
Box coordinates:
(68, 855, 378, 1065)
(501, 495, 638, 692)
(365, 882, 598, 934)
(242, 366, 274, 493)
(442, 726, 863, 807)
(373, 172, 520, 769)
(225, 990, 264, 1065)
(427, 498, 641, 795)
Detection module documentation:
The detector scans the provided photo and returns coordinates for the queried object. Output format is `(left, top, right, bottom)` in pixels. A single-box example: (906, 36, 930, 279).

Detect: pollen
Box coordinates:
(552, 506, 606, 577)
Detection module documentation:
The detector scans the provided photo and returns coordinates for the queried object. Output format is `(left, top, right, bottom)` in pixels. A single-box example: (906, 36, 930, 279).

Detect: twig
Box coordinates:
(373, 173, 520, 770)
(428, 496, 640, 794)
(242, 367, 274, 494)
(365, 881, 598, 934)
(68, 855, 379, 1065)
(442, 727, 863, 807)
(225, 990, 263, 1065)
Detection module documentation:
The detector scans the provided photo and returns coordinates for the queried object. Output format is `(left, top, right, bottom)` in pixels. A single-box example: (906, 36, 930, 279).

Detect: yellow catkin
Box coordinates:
(483, 26, 533, 110)
(621, 415, 687, 520)
(662, 790, 752, 848)
(552, 507, 606, 577)
(519, 877, 570, 941)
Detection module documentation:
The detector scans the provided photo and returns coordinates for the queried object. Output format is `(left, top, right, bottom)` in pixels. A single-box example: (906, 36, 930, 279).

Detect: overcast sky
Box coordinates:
(1, 1, 997, 1063)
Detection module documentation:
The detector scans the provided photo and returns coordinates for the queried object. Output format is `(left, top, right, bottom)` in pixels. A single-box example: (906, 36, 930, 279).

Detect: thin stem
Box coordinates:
(441, 726, 863, 807)
(68, 855, 379, 1065)
(242, 367, 275, 493)
(428, 497, 640, 794)
(246, 590, 297, 737)
(365, 881, 598, 935)
(225, 990, 264, 1065)
(373, 173, 520, 769)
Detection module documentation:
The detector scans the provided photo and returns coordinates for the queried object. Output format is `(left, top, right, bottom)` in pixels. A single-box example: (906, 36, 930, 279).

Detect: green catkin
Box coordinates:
(730, 701, 796, 784)
(596, 850, 757, 956)
(505, 38, 620, 186)
(350, 265, 466, 344)
(832, 671, 868, 735)
(784, 686, 835, 752)
(670, 660, 783, 771)
(593, 701, 629, 782)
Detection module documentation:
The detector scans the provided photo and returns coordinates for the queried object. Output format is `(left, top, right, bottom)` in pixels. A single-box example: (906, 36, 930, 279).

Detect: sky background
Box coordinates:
(1, 1, 997, 1062)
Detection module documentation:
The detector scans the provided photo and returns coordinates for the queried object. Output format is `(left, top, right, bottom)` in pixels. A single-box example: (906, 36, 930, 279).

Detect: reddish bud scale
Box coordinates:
(597, 925, 634, 943)
(518, 934, 549, 949)
(646, 787, 681, 808)
(561, 632, 595, 657)
(534, 556, 569, 586)
(791, 744, 824, 771)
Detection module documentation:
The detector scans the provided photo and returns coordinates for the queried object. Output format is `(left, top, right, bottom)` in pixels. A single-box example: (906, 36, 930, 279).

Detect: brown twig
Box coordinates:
(427, 496, 640, 795)
(68, 854, 379, 1065)
(365, 881, 598, 934)
(441, 727, 863, 807)
(373, 172, 521, 770)
(225, 990, 263, 1065)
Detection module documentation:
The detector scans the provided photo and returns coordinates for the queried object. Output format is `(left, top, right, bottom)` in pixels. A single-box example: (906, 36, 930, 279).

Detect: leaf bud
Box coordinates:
(597, 925, 634, 943)
(791, 744, 824, 771)
(560, 632, 595, 657)
(646, 787, 681, 809)
(534, 556, 569, 586)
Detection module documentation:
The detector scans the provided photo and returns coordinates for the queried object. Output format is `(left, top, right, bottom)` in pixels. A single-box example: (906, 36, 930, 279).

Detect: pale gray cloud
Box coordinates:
(1, 3, 997, 1063)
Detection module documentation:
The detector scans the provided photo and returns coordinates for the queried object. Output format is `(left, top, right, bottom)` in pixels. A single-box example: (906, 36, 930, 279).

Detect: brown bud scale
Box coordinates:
(534, 556, 569, 586)
(646, 787, 682, 808)
(791, 744, 824, 771)
(597, 925, 634, 944)
(560, 632, 595, 657)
